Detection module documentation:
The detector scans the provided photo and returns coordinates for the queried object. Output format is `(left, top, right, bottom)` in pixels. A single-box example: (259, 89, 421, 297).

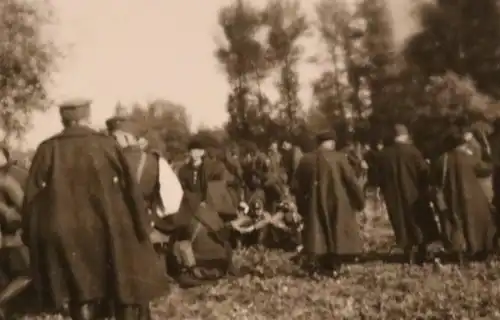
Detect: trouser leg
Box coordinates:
(69, 301, 99, 320)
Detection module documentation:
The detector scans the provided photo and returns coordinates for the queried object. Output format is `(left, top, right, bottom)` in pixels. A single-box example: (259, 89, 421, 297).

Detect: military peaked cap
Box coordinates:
(187, 138, 204, 150)
(59, 98, 91, 122)
(316, 130, 336, 144)
(113, 119, 144, 137)
(105, 116, 127, 132)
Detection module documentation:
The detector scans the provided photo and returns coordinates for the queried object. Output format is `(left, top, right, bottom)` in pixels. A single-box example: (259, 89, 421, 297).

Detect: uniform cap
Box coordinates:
(187, 138, 204, 150)
(113, 119, 143, 137)
(316, 130, 336, 144)
(105, 116, 127, 132)
(59, 98, 91, 122)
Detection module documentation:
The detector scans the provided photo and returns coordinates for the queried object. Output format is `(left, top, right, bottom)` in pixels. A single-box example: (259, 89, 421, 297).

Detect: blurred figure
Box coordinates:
(108, 118, 183, 254)
(293, 130, 364, 277)
(281, 139, 303, 188)
(22, 99, 168, 320)
(0, 145, 30, 319)
(376, 124, 440, 265)
(431, 127, 496, 265)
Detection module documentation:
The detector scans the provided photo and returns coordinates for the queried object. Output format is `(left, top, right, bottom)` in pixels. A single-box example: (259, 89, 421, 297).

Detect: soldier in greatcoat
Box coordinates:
(375, 124, 440, 265)
(431, 127, 496, 265)
(108, 118, 183, 251)
(293, 131, 365, 277)
(21, 99, 168, 320)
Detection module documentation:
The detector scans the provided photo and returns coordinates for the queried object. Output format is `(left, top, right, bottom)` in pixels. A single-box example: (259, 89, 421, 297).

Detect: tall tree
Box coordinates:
(263, 0, 308, 138)
(406, 0, 500, 99)
(216, 0, 272, 146)
(116, 99, 192, 160)
(0, 0, 58, 146)
(311, 0, 369, 141)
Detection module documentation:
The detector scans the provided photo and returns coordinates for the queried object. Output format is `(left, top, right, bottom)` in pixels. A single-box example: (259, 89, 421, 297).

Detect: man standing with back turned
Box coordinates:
(21, 99, 168, 320)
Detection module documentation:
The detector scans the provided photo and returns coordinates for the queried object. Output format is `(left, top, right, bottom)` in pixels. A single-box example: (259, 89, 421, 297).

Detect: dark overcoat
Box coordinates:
(21, 126, 168, 310)
(293, 149, 365, 256)
(376, 142, 440, 248)
(431, 147, 496, 253)
(177, 158, 226, 209)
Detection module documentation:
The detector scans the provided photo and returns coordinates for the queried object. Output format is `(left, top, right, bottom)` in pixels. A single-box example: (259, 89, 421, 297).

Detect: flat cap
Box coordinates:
(115, 120, 144, 137)
(59, 98, 92, 110)
(187, 138, 204, 150)
(105, 116, 127, 132)
(393, 124, 409, 137)
(59, 98, 91, 122)
(316, 130, 336, 144)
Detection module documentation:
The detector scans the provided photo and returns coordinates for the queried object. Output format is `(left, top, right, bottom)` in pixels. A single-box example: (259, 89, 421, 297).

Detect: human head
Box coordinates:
(137, 137, 149, 150)
(269, 141, 278, 152)
(316, 130, 336, 150)
(187, 139, 205, 165)
(59, 98, 92, 128)
(463, 128, 474, 142)
(282, 140, 292, 150)
(393, 124, 410, 143)
(111, 120, 142, 148)
(105, 116, 127, 135)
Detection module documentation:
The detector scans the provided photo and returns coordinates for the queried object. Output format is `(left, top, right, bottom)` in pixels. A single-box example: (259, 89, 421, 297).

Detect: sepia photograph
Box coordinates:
(0, 0, 498, 319)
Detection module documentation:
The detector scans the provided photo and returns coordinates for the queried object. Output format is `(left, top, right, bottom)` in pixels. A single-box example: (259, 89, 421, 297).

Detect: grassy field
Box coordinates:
(20, 205, 500, 319)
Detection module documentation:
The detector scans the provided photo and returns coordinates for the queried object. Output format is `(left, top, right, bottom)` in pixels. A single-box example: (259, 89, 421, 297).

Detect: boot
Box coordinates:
(405, 246, 417, 265)
(457, 252, 469, 268)
(69, 302, 97, 320)
(0, 276, 31, 319)
(138, 304, 152, 320)
(414, 244, 427, 266)
(115, 304, 139, 320)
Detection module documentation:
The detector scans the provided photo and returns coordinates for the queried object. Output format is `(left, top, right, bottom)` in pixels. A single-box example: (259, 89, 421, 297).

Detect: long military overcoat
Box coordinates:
(21, 126, 168, 310)
(376, 142, 440, 249)
(293, 149, 365, 256)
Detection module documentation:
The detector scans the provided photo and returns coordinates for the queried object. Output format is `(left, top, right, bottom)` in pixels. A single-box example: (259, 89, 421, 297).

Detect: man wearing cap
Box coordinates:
(110, 118, 183, 247)
(21, 99, 168, 320)
(177, 138, 226, 205)
(292, 130, 365, 277)
(105, 115, 127, 135)
(430, 126, 496, 265)
(375, 124, 439, 265)
(171, 138, 239, 286)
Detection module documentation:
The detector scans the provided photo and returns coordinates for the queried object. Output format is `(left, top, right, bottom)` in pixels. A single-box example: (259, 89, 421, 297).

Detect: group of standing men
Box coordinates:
(0, 97, 497, 318)
(292, 121, 500, 277)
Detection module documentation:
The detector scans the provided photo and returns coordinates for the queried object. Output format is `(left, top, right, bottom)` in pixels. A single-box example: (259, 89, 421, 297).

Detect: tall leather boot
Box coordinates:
(115, 304, 139, 320)
(405, 245, 417, 265)
(0, 276, 31, 320)
(69, 302, 97, 320)
(138, 304, 152, 320)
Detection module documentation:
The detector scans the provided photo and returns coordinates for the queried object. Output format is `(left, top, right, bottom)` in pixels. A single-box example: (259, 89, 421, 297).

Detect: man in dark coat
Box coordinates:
(490, 119, 500, 227)
(105, 115, 127, 135)
(0, 146, 30, 319)
(22, 99, 168, 320)
(432, 127, 496, 265)
(375, 124, 440, 264)
(177, 139, 226, 209)
(293, 131, 365, 276)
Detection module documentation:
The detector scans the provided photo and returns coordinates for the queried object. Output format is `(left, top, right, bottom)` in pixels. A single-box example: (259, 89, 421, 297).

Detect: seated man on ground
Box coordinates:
(230, 194, 302, 251)
(165, 194, 239, 288)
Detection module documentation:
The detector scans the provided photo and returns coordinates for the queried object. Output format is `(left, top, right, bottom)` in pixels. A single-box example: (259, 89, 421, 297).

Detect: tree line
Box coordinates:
(3, 0, 500, 161)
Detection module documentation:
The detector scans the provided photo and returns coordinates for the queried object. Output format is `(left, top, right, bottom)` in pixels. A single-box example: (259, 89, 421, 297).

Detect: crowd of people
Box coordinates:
(0, 98, 495, 319)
